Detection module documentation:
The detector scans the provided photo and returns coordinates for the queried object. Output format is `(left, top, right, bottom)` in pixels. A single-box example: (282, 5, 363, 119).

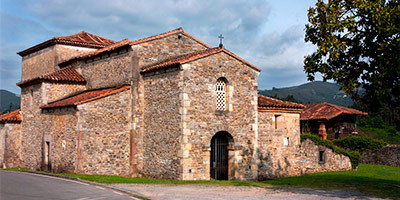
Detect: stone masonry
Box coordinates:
(0, 28, 353, 180)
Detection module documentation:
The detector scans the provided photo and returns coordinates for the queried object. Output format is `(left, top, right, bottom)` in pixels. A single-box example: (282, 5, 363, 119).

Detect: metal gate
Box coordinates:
(210, 133, 228, 180)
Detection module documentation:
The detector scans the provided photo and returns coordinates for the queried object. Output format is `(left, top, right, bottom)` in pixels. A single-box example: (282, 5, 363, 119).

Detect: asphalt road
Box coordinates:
(0, 170, 135, 200)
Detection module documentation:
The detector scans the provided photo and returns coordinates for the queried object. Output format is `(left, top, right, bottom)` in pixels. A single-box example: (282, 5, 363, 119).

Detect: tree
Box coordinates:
(304, 0, 400, 129)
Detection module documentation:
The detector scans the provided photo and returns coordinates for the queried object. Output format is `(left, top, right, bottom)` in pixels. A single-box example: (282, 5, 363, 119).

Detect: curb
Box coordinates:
(19, 170, 149, 200)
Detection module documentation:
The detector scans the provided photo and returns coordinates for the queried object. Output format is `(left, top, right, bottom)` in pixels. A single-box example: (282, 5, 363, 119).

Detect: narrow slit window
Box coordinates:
(319, 150, 325, 163)
(274, 115, 280, 129)
(216, 78, 227, 111)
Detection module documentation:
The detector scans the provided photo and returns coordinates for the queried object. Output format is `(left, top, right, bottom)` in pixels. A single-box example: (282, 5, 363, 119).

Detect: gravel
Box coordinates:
(110, 184, 385, 200)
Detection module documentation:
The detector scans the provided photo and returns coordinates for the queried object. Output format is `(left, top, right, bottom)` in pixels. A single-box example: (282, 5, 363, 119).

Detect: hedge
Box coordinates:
(333, 136, 386, 151)
(301, 134, 360, 169)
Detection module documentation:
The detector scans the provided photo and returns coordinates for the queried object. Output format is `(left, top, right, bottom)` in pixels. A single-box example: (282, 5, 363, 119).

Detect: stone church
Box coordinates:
(0, 28, 351, 180)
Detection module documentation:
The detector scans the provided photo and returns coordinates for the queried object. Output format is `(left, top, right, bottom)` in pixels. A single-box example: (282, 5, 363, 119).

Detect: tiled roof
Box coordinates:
(40, 85, 130, 109)
(0, 109, 22, 123)
(258, 95, 304, 111)
(141, 47, 261, 73)
(300, 102, 368, 120)
(17, 31, 116, 56)
(130, 28, 212, 48)
(16, 66, 86, 87)
(59, 39, 131, 67)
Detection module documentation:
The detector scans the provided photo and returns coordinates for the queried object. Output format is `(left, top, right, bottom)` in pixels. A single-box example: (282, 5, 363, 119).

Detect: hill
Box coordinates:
(258, 81, 354, 107)
(0, 89, 20, 113)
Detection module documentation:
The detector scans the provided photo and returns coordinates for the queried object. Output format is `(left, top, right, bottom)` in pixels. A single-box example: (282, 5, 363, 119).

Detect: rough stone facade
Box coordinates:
(21, 45, 96, 81)
(257, 111, 302, 179)
(179, 53, 259, 180)
(1, 28, 353, 181)
(77, 89, 131, 176)
(0, 123, 22, 168)
(359, 144, 400, 167)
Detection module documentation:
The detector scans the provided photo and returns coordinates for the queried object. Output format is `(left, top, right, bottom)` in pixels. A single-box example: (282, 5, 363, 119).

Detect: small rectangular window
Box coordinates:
(283, 137, 289, 146)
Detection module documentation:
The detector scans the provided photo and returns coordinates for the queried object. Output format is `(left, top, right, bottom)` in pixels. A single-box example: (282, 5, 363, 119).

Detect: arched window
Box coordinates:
(216, 78, 227, 111)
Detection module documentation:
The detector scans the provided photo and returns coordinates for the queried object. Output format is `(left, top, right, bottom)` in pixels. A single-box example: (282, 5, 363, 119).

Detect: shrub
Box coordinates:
(333, 136, 386, 151)
(357, 115, 386, 128)
(301, 134, 360, 169)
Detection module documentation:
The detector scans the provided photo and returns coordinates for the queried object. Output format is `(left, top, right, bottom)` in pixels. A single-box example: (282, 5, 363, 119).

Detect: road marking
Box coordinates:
(96, 186, 105, 190)
(24, 172, 90, 186)
(113, 191, 123, 195)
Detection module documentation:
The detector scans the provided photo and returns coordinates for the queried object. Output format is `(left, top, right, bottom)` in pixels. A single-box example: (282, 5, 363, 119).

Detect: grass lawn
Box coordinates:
(267, 164, 400, 199)
(3, 164, 399, 199)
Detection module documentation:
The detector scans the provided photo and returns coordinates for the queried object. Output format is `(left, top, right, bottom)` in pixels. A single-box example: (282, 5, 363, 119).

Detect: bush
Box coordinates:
(301, 134, 360, 169)
(357, 115, 386, 128)
(333, 136, 386, 151)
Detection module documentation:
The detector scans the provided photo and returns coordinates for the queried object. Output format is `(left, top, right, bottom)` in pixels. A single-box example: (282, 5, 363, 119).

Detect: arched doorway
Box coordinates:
(210, 131, 233, 180)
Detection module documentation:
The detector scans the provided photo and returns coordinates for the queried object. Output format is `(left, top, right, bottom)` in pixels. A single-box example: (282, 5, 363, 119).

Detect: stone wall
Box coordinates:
(293, 139, 352, 175)
(22, 47, 56, 81)
(21, 45, 95, 81)
(20, 82, 86, 170)
(0, 123, 22, 168)
(77, 50, 131, 89)
(77, 89, 131, 176)
(40, 108, 78, 173)
(142, 70, 183, 179)
(20, 84, 44, 170)
(133, 34, 208, 67)
(360, 144, 400, 167)
(257, 111, 301, 179)
(257, 112, 352, 180)
(55, 45, 96, 70)
(42, 83, 86, 104)
(179, 52, 259, 180)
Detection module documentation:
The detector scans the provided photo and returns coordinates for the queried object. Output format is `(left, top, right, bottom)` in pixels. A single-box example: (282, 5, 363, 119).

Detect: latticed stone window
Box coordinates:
(216, 78, 227, 111)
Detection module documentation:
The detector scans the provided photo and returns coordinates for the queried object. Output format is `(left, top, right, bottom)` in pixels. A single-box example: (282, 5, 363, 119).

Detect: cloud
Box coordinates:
(0, 0, 316, 93)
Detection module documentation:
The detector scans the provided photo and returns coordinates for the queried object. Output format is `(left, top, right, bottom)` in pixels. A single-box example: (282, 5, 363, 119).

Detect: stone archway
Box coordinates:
(210, 131, 233, 180)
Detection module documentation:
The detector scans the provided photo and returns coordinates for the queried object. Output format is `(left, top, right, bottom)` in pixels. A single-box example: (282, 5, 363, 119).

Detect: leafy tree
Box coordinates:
(304, 0, 400, 129)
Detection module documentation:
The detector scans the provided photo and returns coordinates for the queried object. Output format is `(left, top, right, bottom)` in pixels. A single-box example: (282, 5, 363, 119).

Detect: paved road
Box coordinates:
(0, 170, 135, 200)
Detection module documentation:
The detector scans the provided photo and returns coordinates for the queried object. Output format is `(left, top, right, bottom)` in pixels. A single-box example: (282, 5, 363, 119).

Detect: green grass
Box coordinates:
(267, 164, 400, 199)
(3, 164, 399, 199)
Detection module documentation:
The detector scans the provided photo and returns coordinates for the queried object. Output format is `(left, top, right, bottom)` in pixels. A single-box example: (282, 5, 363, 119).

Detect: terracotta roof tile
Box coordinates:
(300, 102, 368, 120)
(141, 47, 261, 73)
(130, 28, 212, 48)
(0, 109, 22, 123)
(17, 66, 86, 87)
(59, 39, 131, 67)
(40, 85, 130, 109)
(17, 31, 116, 56)
(258, 95, 304, 111)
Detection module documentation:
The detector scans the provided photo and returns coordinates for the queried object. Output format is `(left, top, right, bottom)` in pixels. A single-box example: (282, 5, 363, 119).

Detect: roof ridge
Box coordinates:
(16, 66, 86, 87)
(40, 85, 130, 109)
(130, 28, 212, 48)
(0, 109, 22, 123)
(258, 94, 304, 110)
(18, 31, 116, 56)
(58, 39, 131, 67)
(141, 47, 222, 73)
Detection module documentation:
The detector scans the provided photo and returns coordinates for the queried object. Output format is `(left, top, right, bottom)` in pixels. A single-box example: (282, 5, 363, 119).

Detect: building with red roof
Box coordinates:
(1, 28, 352, 180)
(300, 102, 368, 139)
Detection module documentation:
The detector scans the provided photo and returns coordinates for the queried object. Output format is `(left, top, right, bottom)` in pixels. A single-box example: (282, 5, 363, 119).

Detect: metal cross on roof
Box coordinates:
(218, 34, 224, 47)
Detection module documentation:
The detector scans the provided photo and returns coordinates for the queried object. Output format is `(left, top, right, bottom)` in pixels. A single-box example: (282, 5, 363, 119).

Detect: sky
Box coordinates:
(0, 0, 319, 94)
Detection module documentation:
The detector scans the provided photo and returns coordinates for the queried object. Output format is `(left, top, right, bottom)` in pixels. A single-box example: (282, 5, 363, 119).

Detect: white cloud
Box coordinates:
(0, 0, 317, 93)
